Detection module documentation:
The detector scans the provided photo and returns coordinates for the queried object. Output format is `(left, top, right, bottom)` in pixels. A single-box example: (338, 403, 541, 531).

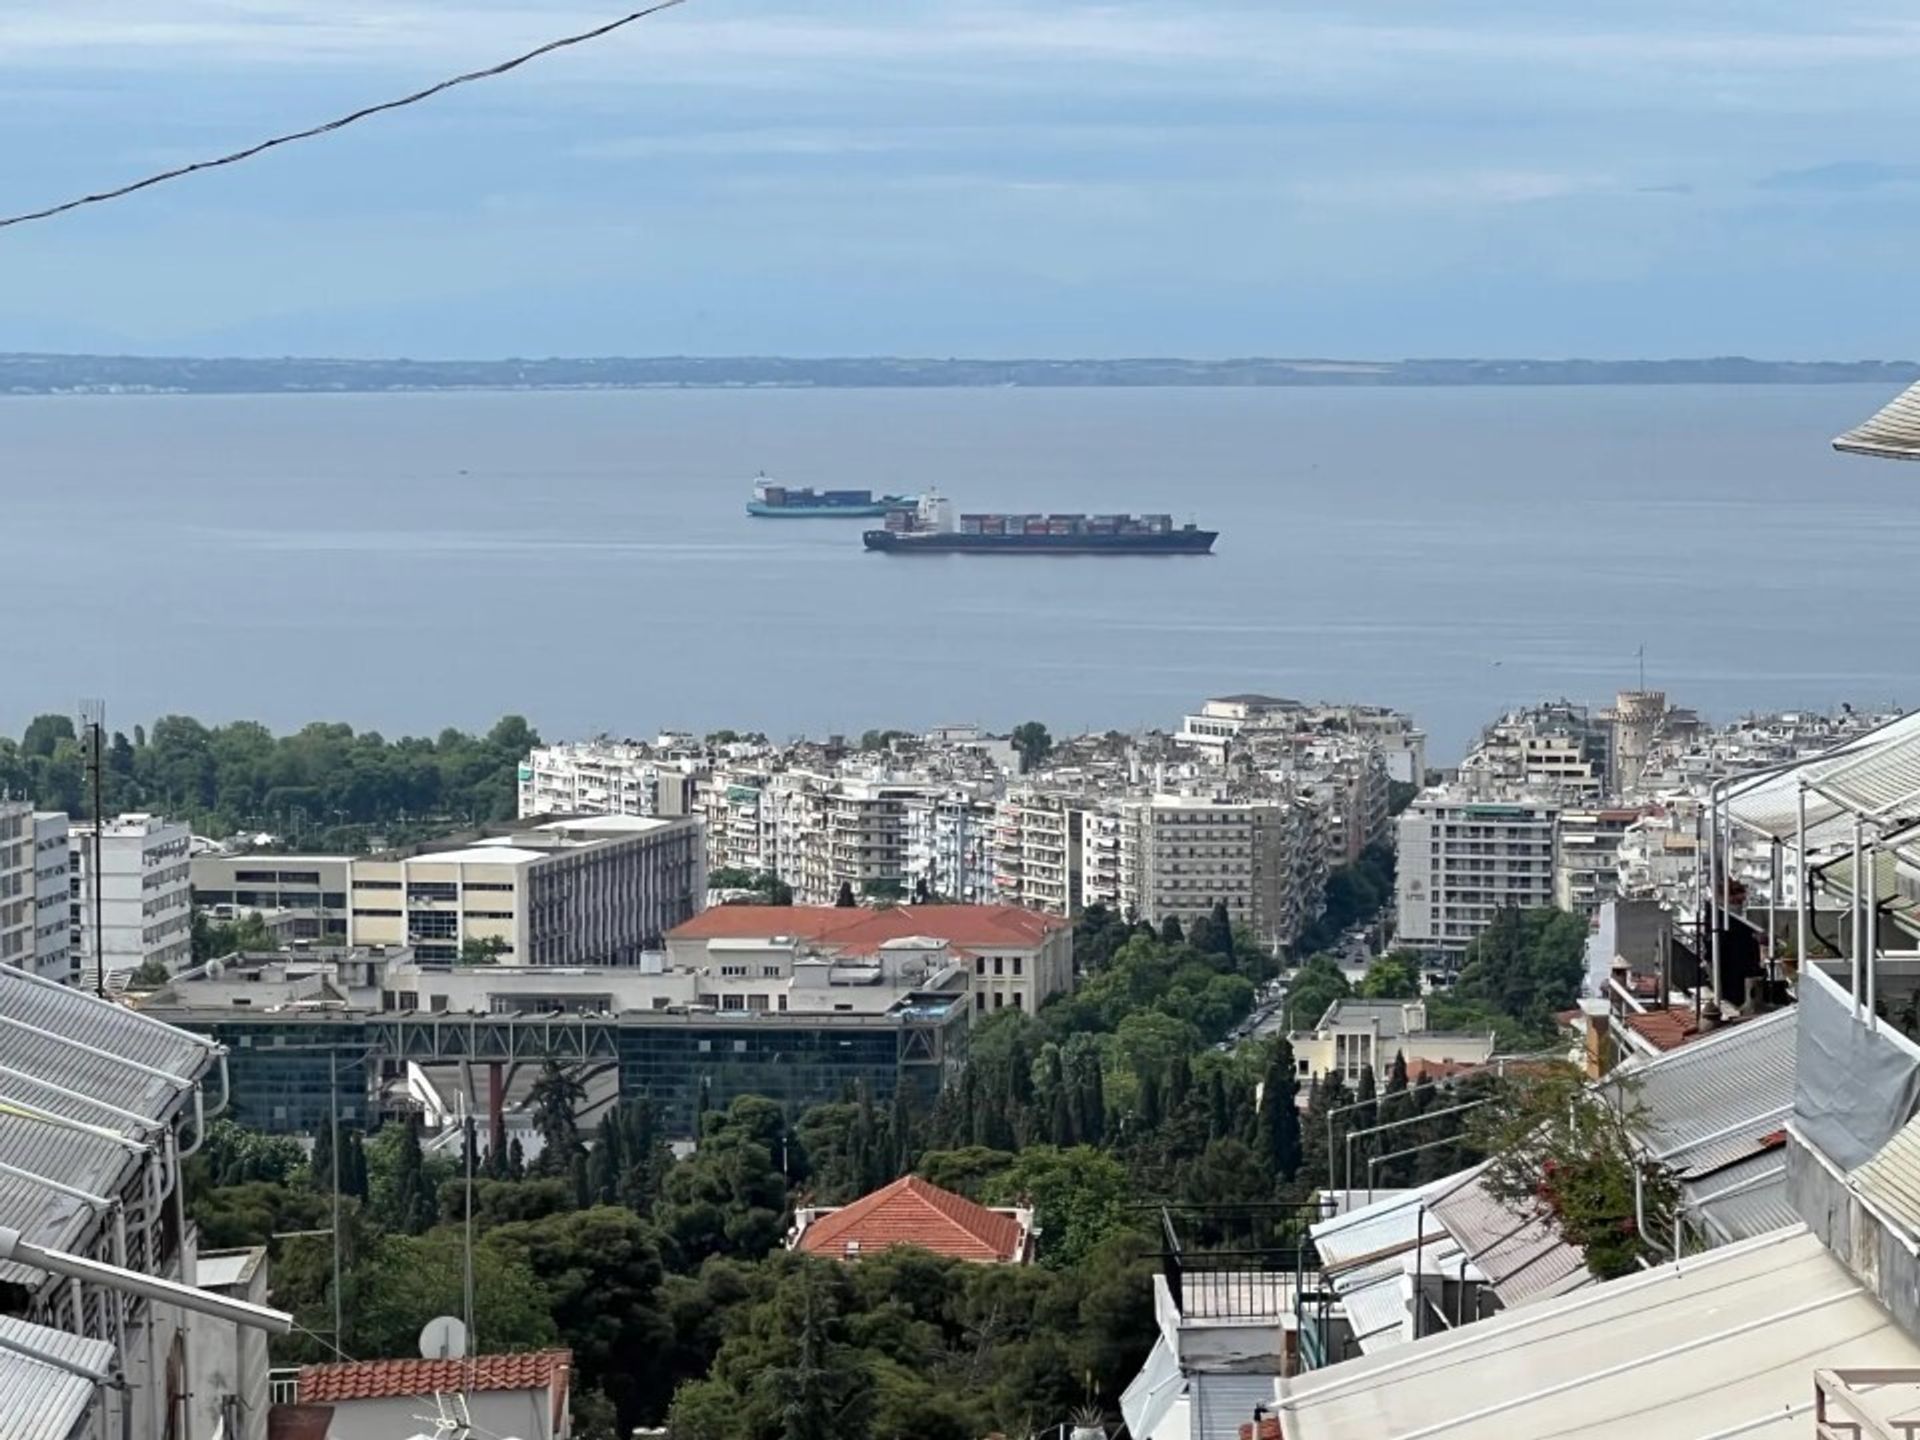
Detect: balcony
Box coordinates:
(1815, 1370, 1920, 1439)
(1159, 1203, 1320, 1324)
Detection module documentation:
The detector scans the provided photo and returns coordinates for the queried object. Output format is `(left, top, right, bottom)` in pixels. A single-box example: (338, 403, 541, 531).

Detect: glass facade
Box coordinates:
(185, 1018, 374, 1134)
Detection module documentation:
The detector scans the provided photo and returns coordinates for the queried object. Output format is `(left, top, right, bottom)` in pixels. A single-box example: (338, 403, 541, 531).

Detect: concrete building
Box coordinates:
(1137, 793, 1325, 950)
(190, 852, 353, 940)
(1079, 802, 1141, 916)
(1461, 703, 1609, 801)
(1286, 998, 1497, 1087)
(1176, 695, 1427, 784)
(992, 788, 1082, 916)
(668, 902, 1072, 1016)
(349, 814, 705, 966)
(791, 1176, 1035, 1263)
(1296, 749, 1392, 865)
(0, 803, 70, 983)
(68, 812, 192, 980)
(1395, 789, 1559, 959)
(1554, 807, 1646, 915)
(518, 737, 702, 819)
(904, 789, 996, 904)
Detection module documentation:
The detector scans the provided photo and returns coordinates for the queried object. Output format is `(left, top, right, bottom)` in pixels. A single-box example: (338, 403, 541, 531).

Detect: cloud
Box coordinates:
(1756, 160, 1920, 191)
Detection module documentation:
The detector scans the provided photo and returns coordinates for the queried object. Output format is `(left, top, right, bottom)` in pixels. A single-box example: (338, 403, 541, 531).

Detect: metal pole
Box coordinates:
(330, 1048, 343, 1350)
(1708, 781, 1723, 1010)
(1796, 785, 1809, 974)
(1852, 816, 1865, 1018)
(91, 718, 105, 998)
(1768, 838, 1780, 984)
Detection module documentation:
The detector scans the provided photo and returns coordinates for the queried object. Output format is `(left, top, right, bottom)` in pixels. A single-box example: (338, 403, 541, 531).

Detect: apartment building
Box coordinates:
(1, 805, 71, 982)
(992, 789, 1083, 916)
(1554, 807, 1646, 915)
(1395, 788, 1559, 958)
(350, 814, 705, 965)
(1176, 695, 1428, 784)
(1079, 802, 1141, 915)
(1462, 703, 1609, 801)
(69, 812, 192, 980)
(905, 790, 996, 903)
(516, 737, 703, 819)
(1135, 793, 1324, 950)
(1296, 748, 1392, 864)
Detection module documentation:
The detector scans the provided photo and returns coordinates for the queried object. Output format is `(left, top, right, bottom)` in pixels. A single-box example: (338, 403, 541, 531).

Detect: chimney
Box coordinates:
(1579, 998, 1610, 1080)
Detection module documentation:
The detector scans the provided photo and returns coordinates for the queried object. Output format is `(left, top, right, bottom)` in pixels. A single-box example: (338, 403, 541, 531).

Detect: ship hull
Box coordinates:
(863, 529, 1217, 555)
(749, 502, 891, 518)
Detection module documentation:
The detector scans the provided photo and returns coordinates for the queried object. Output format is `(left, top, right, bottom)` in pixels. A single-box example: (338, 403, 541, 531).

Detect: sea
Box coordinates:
(4, 383, 1914, 761)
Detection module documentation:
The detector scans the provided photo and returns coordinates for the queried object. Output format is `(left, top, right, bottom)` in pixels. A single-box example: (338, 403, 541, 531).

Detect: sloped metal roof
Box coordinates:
(0, 965, 218, 1284)
(1850, 1108, 1920, 1237)
(1612, 1006, 1795, 1180)
(0, 1314, 113, 1440)
(1725, 710, 1920, 845)
(1686, 1152, 1793, 1245)
(1310, 1175, 1459, 1270)
(1835, 379, 1920, 460)
(1425, 1172, 1592, 1305)
(1277, 1226, 1920, 1440)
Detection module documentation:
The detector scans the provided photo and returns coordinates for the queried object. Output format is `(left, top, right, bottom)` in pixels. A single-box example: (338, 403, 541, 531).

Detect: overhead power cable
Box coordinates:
(0, 0, 688, 230)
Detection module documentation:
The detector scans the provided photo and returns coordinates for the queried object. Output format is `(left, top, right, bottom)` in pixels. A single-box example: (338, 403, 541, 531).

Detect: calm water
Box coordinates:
(5, 385, 1914, 760)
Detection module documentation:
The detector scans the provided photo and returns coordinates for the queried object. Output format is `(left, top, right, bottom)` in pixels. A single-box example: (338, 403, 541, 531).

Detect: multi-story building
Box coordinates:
(349, 814, 705, 966)
(69, 812, 192, 980)
(0, 804, 68, 982)
(1286, 997, 1498, 1086)
(516, 737, 704, 819)
(1296, 748, 1392, 864)
(1461, 702, 1609, 801)
(1554, 807, 1646, 916)
(1079, 802, 1141, 915)
(30, 811, 71, 982)
(1176, 695, 1428, 785)
(190, 852, 353, 940)
(992, 789, 1083, 916)
(1395, 788, 1559, 958)
(1133, 792, 1324, 950)
(905, 790, 996, 903)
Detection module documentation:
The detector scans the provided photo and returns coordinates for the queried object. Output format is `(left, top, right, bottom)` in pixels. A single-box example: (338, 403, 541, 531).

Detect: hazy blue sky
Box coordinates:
(3, 1, 1919, 357)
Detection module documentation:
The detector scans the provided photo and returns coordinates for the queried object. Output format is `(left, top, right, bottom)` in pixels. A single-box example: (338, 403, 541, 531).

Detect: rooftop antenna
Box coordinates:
(1637, 644, 1647, 693)
(78, 699, 105, 997)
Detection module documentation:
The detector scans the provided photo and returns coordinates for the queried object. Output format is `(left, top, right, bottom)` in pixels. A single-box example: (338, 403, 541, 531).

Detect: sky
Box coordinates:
(2, 1, 1919, 358)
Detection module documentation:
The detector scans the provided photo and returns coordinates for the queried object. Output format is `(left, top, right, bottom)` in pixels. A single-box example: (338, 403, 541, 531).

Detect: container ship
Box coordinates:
(863, 493, 1216, 555)
(747, 473, 912, 518)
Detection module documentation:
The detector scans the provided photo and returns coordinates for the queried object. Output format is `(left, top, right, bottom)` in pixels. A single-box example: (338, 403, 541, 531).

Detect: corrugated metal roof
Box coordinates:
(1724, 710, 1920, 844)
(1310, 1175, 1459, 1270)
(0, 964, 217, 1284)
(1278, 1226, 1920, 1440)
(1850, 1108, 1920, 1237)
(0, 1314, 113, 1440)
(1425, 1172, 1592, 1305)
(1190, 1374, 1283, 1440)
(1612, 1006, 1795, 1180)
(1835, 379, 1920, 460)
(1686, 1153, 1792, 1245)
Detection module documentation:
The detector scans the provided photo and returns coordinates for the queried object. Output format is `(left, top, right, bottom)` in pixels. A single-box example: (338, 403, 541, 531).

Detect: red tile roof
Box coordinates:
(298, 1351, 571, 1407)
(796, 1175, 1028, 1263)
(1621, 1008, 1746, 1053)
(671, 904, 1066, 955)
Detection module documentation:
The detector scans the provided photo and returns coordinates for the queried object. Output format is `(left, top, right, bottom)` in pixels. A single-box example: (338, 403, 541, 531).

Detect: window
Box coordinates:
(720, 964, 749, 978)
(993, 956, 1004, 976)
(722, 994, 745, 1010)
(1011, 956, 1023, 976)
(975, 992, 986, 1011)
(761, 965, 782, 977)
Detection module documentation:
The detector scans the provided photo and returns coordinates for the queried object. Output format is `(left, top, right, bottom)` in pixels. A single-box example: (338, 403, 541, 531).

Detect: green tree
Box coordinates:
(1455, 906, 1589, 1027)
(1360, 951, 1422, 999)
(982, 1146, 1131, 1269)
(127, 956, 174, 989)
(529, 1063, 587, 1176)
(1159, 914, 1185, 946)
(1285, 953, 1352, 1032)
(836, 881, 858, 908)
(337, 1228, 558, 1360)
(1259, 1042, 1303, 1181)
(458, 935, 508, 966)
(1010, 721, 1053, 773)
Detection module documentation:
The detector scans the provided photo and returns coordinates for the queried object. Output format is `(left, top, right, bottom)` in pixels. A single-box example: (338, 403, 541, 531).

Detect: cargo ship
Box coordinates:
(747, 473, 912, 518)
(863, 493, 1216, 555)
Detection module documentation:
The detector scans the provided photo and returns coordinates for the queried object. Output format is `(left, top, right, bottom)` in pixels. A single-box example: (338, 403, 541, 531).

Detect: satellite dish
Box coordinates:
(419, 1315, 467, 1360)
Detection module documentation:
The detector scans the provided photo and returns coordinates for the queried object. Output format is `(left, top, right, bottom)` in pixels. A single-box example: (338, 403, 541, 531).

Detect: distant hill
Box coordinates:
(1, 352, 1915, 395)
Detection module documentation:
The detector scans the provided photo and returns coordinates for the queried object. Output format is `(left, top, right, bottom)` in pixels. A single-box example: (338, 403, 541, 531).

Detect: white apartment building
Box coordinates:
(1395, 789, 1559, 958)
(1554, 808, 1645, 916)
(31, 811, 71, 982)
(992, 789, 1083, 916)
(0, 801, 35, 973)
(904, 790, 996, 904)
(517, 738, 702, 819)
(1080, 803, 1142, 915)
(2, 805, 69, 982)
(1176, 695, 1428, 785)
(69, 812, 192, 980)
(350, 814, 705, 966)
(1462, 705, 1608, 802)
(1295, 748, 1392, 864)
(1287, 998, 1498, 1086)
(1103, 792, 1325, 949)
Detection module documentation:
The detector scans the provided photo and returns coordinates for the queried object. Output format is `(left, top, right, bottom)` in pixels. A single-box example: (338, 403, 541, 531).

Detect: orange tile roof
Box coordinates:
(672, 903, 1066, 953)
(797, 1175, 1027, 1263)
(1622, 1008, 1746, 1053)
(298, 1351, 571, 1408)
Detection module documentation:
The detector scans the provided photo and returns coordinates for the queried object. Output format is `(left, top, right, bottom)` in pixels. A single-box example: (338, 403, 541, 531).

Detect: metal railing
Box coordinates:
(1816, 1370, 1920, 1440)
(1159, 1203, 1325, 1322)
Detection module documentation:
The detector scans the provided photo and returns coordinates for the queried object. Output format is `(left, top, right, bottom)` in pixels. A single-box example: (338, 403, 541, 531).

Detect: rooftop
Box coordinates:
(0, 1314, 116, 1440)
(1835, 379, 1920, 460)
(794, 1175, 1027, 1263)
(671, 904, 1066, 953)
(297, 1350, 572, 1405)
(1277, 1227, 1920, 1440)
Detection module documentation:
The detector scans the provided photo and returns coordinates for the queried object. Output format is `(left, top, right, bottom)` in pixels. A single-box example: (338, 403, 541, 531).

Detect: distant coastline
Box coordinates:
(2, 352, 1915, 396)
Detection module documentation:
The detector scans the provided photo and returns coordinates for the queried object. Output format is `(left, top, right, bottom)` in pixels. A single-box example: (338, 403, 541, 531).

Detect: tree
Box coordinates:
(836, 881, 858, 908)
(1159, 914, 1185, 946)
(1010, 721, 1053, 773)
(1259, 1042, 1303, 1181)
(1285, 953, 1352, 1032)
(656, 1099, 791, 1266)
(1455, 906, 1588, 1028)
(982, 1146, 1131, 1268)
(127, 956, 173, 989)
(1361, 951, 1421, 999)
(367, 1115, 448, 1234)
(529, 1063, 587, 1176)
(334, 1228, 558, 1361)
(458, 935, 508, 966)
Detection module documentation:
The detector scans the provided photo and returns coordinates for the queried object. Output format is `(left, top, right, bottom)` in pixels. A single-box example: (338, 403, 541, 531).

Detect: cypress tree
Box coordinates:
(1160, 914, 1185, 946)
(1261, 1042, 1302, 1182)
(1208, 1070, 1231, 1141)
